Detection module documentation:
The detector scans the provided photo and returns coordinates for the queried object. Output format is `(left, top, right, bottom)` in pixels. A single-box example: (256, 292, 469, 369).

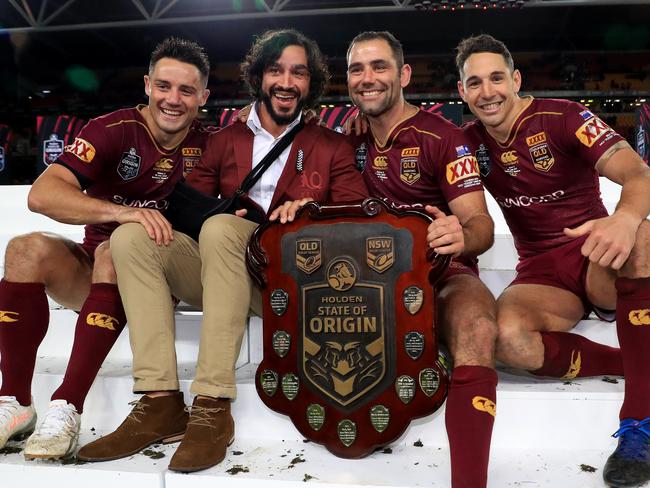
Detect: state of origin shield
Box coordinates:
(246, 198, 451, 458)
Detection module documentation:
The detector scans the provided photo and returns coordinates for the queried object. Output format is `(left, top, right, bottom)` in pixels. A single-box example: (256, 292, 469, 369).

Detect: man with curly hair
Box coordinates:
(77, 29, 368, 472)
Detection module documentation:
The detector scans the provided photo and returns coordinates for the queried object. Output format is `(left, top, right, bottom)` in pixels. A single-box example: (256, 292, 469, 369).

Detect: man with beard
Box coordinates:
(0, 37, 212, 459)
(456, 34, 650, 487)
(346, 31, 498, 488)
(76, 29, 368, 472)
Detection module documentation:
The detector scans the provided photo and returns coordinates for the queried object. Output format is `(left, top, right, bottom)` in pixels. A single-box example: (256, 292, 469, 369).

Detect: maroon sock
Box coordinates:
(51, 283, 126, 412)
(0, 279, 49, 405)
(530, 331, 623, 379)
(615, 277, 650, 420)
(445, 365, 497, 488)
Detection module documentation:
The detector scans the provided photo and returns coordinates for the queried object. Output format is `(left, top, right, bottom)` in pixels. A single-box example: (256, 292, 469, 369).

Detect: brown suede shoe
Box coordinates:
(168, 396, 234, 472)
(77, 392, 188, 462)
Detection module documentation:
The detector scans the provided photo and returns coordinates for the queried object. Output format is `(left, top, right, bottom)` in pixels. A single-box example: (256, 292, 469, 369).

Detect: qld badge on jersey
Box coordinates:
(526, 132, 555, 172)
(117, 147, 141, 181)
(182, 147, 201, 176)
(400, 147, 420, 185)
(43, 134, 64, 166)
(475, 144, 491, 177)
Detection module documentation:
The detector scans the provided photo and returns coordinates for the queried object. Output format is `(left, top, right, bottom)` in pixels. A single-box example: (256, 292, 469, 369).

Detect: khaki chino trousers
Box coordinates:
(110, 214, 262, 399)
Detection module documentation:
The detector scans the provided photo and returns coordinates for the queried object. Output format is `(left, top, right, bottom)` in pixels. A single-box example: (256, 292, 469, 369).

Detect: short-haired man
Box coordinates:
(347, 31, 498, 488)
(0, 37, 212, 459)
(77, 29, 368, 472)
(456, 34, 650, 487)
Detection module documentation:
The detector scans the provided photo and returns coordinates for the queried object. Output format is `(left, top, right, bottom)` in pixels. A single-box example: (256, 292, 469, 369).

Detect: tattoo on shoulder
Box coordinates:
(598, 140, 631, 166)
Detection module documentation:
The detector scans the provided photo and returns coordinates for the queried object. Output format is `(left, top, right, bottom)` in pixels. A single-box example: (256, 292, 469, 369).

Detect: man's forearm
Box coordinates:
(28, 176, 121, 225)
(461, 213, 494, 257)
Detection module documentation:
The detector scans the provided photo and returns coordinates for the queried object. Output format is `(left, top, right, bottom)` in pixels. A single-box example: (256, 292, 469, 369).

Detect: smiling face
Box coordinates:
(346, 38, 411, 119)
(143, 57, 209, 146)
(457, 52, 523, 138)
(258, 44, 311, 128)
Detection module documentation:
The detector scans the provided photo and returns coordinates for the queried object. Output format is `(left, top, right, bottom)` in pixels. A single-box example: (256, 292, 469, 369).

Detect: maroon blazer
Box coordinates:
(186, 121, 369, 215)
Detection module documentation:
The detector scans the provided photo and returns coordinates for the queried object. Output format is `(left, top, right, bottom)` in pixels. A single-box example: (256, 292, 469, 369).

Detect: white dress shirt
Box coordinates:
(245, 103, 302, 213)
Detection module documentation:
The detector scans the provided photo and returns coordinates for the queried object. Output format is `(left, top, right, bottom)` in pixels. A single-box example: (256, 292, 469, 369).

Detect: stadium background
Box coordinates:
(0, 0, 648, 184)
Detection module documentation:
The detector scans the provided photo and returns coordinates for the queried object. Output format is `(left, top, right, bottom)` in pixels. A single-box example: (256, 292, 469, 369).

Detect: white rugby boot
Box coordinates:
(0, 395, 37, 449)
(24, 400, 80, 459)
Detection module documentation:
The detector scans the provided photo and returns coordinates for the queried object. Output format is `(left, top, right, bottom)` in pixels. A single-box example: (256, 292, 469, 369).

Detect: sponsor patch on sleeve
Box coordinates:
(446, 155, 480, 185)
(64, 137, 96, 163)
(575, 116, 614, 148)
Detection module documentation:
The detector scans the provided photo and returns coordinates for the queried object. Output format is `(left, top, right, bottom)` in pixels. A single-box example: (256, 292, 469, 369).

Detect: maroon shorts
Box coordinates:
(510, 235, 614, 321)
(439, 256, 479, 282)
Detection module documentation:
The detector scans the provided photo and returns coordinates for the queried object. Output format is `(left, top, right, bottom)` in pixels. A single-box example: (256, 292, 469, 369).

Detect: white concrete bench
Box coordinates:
(0, 183, 628, 488)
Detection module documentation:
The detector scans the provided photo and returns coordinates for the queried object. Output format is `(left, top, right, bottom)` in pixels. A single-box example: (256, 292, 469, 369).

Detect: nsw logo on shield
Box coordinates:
(366, 236, 394, 273)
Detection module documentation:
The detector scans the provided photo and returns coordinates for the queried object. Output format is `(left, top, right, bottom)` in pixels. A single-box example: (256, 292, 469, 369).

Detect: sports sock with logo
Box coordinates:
(530, 331, 623, 379)
(445, 365, 497, 488)
(0, 279, 49, 406)
(51, 283, 126, 412)
(615, 277, 650, 420)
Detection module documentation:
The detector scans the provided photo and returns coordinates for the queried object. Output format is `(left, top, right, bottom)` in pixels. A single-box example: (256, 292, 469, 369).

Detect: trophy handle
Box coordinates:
(427, 249, 452, 287)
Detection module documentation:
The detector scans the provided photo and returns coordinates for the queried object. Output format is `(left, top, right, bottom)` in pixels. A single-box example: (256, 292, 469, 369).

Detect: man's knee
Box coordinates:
(5, 232, 56, 267)
(199, 215, 255, 251)
(110, 223, 152, 268)
(92, 242, 116, 283)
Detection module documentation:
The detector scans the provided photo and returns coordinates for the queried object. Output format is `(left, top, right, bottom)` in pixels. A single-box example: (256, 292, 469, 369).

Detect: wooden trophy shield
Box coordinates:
(246, 198, 451, 458)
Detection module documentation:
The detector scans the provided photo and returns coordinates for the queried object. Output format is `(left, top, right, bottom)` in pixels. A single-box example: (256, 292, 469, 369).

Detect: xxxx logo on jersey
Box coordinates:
(446, 155, 479, 185)
(86, 313, 119, 331)
(65, 137, 96, 163)
(629, 309, 650, 326)
(472, 396, 496, 417)
(0, 311, 19, 323)
(575, 115, 613, 148)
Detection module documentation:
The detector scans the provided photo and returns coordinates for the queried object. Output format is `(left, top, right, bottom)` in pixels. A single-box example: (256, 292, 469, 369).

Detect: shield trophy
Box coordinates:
(246, 198, 451, 458)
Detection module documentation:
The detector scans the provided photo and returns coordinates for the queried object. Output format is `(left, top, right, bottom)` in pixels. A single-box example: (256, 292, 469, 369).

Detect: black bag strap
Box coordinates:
(236, 118, 305, 197)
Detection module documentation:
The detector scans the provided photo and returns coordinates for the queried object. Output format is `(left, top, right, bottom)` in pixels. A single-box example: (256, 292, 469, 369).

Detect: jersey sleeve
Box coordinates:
(434, 126, 484, 203)
(560, 101, 625, 168)
(55, 117, 121, 184)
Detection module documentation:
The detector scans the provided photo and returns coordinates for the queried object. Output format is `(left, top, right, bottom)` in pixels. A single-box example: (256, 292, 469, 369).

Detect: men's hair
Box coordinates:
(149, 37, 210, 85)
(346, 31, 404, 70)
(240, 29, 329, 109)
(455, 34, 514, 78)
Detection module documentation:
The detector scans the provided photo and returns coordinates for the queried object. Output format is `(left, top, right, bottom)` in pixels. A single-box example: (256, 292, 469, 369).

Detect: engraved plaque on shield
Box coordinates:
(403, 285, 423, 315)
(282, 373, 299, 400)
(395, 375, 415, 404)
(404, 331, 425, 360)
(270, 289, 289, 316)
(307, 403, 326, 431)
(419, 368, 440, 397)
(260, 370, 279, 397)
(272, 330, 291, 357)
(369, 405, 390, 433)
(338, 419, 357, 447)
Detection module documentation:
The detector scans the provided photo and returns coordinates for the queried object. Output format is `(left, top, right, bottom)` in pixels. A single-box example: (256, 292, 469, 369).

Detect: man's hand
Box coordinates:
(425, 205, 464, 257)
(115, 208, 173, 246)
(564, 210, 640, 270)
(235, 104, 253, 123)
(269, 198, 313, 224)
(343, 111, 368, 136)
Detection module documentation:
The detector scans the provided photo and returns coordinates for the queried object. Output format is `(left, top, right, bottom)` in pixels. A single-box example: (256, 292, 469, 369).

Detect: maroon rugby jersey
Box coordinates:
(355, 109, 483, 213)
(56, 106, 212, 251)
(463, 97, 624, 259)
